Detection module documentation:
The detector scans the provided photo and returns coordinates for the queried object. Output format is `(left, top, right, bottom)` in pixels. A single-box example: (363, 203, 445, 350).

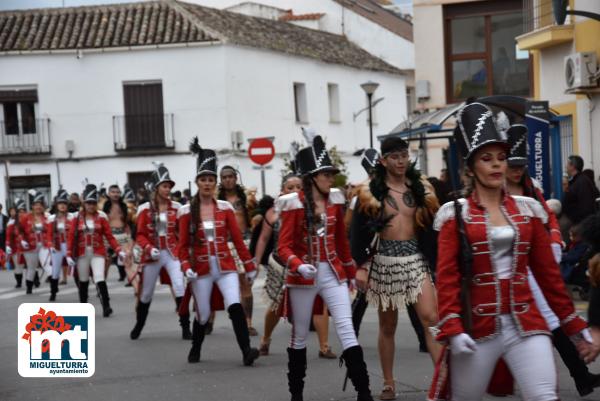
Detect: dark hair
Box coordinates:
(254, 195, 275, 218)
(369, 160, 426, 208)
(380, 137, 408, 156)
(108, 185, 120, 191)
(302, 175, 320, 225)
(568, 155, 584, 172)
(220, 165, 237, 177)
(281, 173, 300, 190)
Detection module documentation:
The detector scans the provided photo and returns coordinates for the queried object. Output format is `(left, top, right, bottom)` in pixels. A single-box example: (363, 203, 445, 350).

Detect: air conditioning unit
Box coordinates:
(564, 52, 598, 90)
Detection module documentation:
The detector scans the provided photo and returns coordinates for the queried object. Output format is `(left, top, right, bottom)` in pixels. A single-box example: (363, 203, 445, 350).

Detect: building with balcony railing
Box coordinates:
(516, 0, 600, 176)
(0, 1, 409, 204)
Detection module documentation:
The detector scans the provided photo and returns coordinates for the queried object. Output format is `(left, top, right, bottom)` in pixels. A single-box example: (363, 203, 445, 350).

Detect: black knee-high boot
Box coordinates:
(25, 279, 33, 294)
(33, 271, 40, 288)
(97, 281, 113, 317)
(188, 319, 206, 363)
(407, 303, 427, 352)
(287, 347, 307, 401)
(49, 278, 59, 301)
(130, 301, 151, 340)
(176, 296, 192, 340)
(552, 328, 600, 396)
(341, 345, 374, 401)
(78, 281, 89, 303)
(14, 273, 23, 288)
(117, 264, 126, 281)
(228, 303, 259, 366)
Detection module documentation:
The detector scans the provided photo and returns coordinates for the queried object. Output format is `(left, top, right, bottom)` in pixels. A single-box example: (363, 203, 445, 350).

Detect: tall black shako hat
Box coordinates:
(189, 137, 217, 178)
(295, 128, 339, 176)
(54, 188, 69, 204)
(82, 184, 99, 203)
(28, 189, 45, 205)
(361, 148, 380, 175)
(506, 124, 528, 167)
(14, 198, 26, 211)
(455, 102, 509, 162)
(123, 184, 135, 203)
(151, 161, 175, 188)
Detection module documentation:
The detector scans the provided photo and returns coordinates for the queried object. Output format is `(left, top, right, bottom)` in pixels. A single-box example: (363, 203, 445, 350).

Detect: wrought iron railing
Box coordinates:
(112, 113, 175, 151)
(0, 118, 51, 154)
(523, 0, 571, 33)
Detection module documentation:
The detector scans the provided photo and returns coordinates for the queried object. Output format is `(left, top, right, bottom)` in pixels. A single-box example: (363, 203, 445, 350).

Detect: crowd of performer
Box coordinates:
(4, 101, 600, 400)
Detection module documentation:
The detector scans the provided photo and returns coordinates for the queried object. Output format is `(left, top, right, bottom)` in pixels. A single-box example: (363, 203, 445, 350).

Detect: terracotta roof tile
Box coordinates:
(0, 0, 401, 75)
(279, 12, 325, 22)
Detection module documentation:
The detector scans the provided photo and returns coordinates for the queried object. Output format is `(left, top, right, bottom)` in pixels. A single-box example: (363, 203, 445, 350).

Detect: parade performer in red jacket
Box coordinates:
(67, 183, 124, 317)
(20, 190, 49, 294)
(278, 131, 374, 401)
(429, 102, 591, 401)
(6, 198, 27, 288)
(46, 188, 75, 301)
(178, 137, 259, 366)
(130, 162, 187, 340)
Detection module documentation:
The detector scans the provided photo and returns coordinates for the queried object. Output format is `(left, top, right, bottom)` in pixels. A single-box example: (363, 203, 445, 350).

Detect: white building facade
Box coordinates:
(0, 0, 406, 205)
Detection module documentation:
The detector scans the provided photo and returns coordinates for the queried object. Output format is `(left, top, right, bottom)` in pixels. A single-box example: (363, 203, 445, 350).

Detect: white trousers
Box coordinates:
(77, 251, 106, 283)
(11, 254, 24, 274)
(23, 251, 40, 281)
(527, 270, 560, 331)
(191, 256, 240, 324)
(450, 315, 557, 401)
(289, 262, 358, 351)
(140, 250, 185, 303)
(50, 243, 67, 280)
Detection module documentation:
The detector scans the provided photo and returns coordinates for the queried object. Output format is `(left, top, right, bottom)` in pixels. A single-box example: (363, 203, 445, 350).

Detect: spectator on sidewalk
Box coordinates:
(0, 203, 7, 251)
(561, 156, 599, 240)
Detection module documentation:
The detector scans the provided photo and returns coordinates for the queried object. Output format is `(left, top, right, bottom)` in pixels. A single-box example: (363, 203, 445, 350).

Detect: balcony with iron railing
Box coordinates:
(112, 113, 175, 152)
(517, 0, 574, 50)
(0, 118, 51, 155)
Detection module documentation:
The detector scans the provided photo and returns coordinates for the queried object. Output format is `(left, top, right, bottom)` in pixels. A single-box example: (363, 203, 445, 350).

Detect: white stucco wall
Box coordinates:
(538, 42, 575, 106)
(413, 3, 446, 108)
(0, 43, 406, 204)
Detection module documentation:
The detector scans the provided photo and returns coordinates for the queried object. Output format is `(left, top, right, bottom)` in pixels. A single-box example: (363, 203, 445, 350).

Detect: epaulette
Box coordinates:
(433, 199, 467, 231)
(98, 211, 109, 220)
(512, 195, 548, 224)
(137, 202, 150, 214)
(171, 201, 181, 209)
(47, 214, 56, 223)
(531, 178, 543, 191)
(217, 200, 234, 211)
(177, 204, 190, 218)
(276, 192, 303, 212)
(329, 188, 346, 205)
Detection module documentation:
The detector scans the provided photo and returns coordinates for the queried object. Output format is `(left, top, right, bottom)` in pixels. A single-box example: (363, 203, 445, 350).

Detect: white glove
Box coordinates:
(450, 333, 477, 355)
(246, 270, 258, 284)
(118, 250, 127, 263)
(66, 257, 76, 268)
(582, 328, 594, 344)
(21, 240, 29, 250)
(185, 268, 198, 280)
(5, 246, 12, 256)
(150, 248, 160, 261)
(297, 264, 317, 280)
(551, 243, 562, 264)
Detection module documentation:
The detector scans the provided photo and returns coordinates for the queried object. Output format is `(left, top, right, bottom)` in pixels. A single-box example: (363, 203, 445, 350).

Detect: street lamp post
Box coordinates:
(361, 81, 379, 148)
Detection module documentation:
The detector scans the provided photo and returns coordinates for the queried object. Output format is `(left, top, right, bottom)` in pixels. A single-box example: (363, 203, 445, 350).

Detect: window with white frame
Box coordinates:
(0, 89, 38, 135)
(293, 82, 308, 124)
(328, 83, 340, 123)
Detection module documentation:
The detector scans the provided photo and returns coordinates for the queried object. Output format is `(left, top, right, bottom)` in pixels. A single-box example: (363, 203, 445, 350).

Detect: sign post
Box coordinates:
(248, 137, 275, 197)
(525, 101, 551, 198)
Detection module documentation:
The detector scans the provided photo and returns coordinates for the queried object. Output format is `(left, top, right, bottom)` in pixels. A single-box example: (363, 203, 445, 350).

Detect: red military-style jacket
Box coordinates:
(19, 212, 50, 250)
(136, 200, 181, 264)
(433, 192, 586, 343)
(178, 199, 256, 276)
(277, 188, 356, 288)
(6, 218, 24, 253)
(45, 213, 76, 249)
(67, 211, 121, 258)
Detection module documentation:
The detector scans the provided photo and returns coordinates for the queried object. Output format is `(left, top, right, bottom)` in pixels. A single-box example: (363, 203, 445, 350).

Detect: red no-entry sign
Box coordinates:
(248, 137, 275, 166)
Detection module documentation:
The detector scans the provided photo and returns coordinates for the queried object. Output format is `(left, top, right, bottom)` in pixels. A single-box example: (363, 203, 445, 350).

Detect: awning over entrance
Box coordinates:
(382, 102, 464, 140)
